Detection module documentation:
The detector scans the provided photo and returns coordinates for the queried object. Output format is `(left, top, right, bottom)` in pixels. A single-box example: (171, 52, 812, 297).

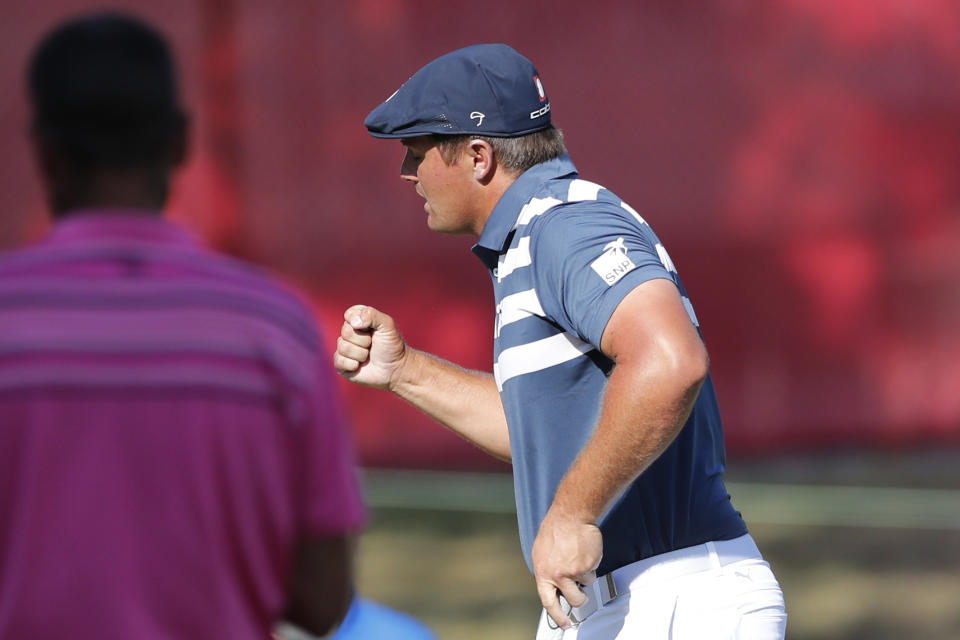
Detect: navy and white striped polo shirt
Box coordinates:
(472, 155, 747, 575)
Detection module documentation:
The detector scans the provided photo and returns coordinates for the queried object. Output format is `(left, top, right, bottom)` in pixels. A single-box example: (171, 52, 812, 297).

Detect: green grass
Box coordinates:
(355, 453, 960, 640)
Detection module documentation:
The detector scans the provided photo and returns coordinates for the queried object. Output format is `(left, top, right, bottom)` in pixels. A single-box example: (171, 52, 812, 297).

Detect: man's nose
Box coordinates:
(400, 149, 418, 183)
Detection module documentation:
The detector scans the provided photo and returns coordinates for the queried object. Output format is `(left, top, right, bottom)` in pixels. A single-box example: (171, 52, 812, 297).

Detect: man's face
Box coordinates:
(399, 137, 478, 235)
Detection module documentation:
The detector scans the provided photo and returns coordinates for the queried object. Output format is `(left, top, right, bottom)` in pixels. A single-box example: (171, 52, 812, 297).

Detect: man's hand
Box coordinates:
(333, 304, 512, 460)
(334, 305, 407, 390)
(531, 506, 603, 630)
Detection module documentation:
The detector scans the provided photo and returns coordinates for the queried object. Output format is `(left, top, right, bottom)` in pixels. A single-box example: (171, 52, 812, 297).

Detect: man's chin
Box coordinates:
(425, 218, 451, 234)
(426, 217, 469, 236)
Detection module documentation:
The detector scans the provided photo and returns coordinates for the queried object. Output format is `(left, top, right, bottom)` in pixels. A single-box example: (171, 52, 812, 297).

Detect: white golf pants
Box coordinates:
(535, 534, 787, 640)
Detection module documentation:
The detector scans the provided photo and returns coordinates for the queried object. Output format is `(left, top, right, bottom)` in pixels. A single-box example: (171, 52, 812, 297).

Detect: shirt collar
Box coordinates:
(44, 210, 199, 248)
(472, 154, 578, 266)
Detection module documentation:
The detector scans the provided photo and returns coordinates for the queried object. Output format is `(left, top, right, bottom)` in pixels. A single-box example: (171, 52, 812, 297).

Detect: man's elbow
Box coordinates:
(668, 341, 709, 399)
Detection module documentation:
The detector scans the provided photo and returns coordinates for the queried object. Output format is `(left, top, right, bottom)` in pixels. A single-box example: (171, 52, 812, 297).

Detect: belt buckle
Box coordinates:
(546, 574, 619, 631)
(604, 572, 619, 600)
(580, 573, 618, 619)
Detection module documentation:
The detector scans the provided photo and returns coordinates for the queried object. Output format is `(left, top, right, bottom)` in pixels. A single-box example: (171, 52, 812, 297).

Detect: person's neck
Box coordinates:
(469, 169, 519, 236)
(51, 170, 168, 216)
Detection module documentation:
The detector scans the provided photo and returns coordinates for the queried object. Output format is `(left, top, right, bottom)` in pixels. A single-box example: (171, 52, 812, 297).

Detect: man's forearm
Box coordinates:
(392, 348, 511, 461)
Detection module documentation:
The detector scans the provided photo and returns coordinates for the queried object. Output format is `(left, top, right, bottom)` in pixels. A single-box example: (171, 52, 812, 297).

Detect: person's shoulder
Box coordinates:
(531, 172, 633, 215)
(187, 249, 322, 339)
(0, 240, 62, 276)
(533, 173, 626, 206)
(529, 176, 648, 236)
(525, 191, 625, 241)
(193, 248, 304, 303)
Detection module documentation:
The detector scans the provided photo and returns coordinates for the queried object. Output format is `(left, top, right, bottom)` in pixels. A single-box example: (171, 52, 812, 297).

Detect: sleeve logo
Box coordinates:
(590, 237, 636, 286)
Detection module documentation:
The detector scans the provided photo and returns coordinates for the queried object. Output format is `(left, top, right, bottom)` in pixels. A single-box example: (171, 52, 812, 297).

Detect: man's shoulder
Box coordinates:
(523, 183, 639, 246)
(190, 249, 311, 308)
(0, 235, 322, 350)
(528, 172, 625, 205)
(152, 247, 324, 348)
(524, 174, 639, 227)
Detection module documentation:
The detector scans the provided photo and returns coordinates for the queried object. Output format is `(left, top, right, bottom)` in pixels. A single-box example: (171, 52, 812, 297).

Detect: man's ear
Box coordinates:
(467, 138, 496, 183)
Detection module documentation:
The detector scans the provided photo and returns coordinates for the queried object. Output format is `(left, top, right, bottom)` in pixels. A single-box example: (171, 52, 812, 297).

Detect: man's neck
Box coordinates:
(51, 170, 168, 216)
(470, 169, 520, 236)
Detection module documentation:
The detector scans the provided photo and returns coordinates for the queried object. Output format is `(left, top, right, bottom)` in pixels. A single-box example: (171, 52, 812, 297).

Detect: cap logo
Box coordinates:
(534, 76, 546, 102)
(530, 103, 551, 120)
(470, 111, 486, 126)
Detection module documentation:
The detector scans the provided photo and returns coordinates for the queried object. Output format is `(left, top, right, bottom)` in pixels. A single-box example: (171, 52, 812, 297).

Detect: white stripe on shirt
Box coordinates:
(681, 296, 700, 327)
(498, 289, 544, 326)
(495, 289, 545, 338)
(655, 243, 677, 273)
(568, 179, 603, 202)
(494, 332, 593, 390)
(515, 197, 563, 227)
(620, 201, 647, 225)
(496, 237, 532, 282)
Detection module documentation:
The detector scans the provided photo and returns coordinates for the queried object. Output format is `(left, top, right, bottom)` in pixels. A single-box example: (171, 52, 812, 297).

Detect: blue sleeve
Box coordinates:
(330, 598, 437, 639)
(529, 202, 676, 349)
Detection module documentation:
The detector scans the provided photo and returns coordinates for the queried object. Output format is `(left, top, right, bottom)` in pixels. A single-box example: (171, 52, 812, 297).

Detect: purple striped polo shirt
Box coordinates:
(0, 211, 365, 640)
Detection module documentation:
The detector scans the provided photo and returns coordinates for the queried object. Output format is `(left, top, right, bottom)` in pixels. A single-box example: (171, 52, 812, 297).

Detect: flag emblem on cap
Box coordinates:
(534, 76, 546, 102)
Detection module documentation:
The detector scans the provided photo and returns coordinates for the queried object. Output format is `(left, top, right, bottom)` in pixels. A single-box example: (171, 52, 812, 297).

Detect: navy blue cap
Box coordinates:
(365, 43, 552, 139)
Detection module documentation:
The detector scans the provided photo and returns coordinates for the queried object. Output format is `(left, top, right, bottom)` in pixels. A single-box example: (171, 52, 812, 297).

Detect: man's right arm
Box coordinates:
(333, 304, 510, 462)
(283, 534, 357, 636)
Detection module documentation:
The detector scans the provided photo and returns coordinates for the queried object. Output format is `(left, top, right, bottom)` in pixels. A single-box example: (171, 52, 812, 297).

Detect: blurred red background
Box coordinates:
(3, 1, 958, 469)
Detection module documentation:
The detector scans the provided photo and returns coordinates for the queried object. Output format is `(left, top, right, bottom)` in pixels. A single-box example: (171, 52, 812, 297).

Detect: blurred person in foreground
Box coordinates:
(0, 12, 364, 639)
(335, 44, 786, 639)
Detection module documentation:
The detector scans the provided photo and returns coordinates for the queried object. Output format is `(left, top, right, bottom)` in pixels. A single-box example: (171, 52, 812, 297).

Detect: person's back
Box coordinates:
(0, 13, 364, 639)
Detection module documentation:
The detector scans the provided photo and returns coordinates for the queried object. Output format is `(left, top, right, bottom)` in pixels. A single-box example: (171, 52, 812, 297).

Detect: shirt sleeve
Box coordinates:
(529, 202, 678, 349)
(297, 345, 367, 538)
